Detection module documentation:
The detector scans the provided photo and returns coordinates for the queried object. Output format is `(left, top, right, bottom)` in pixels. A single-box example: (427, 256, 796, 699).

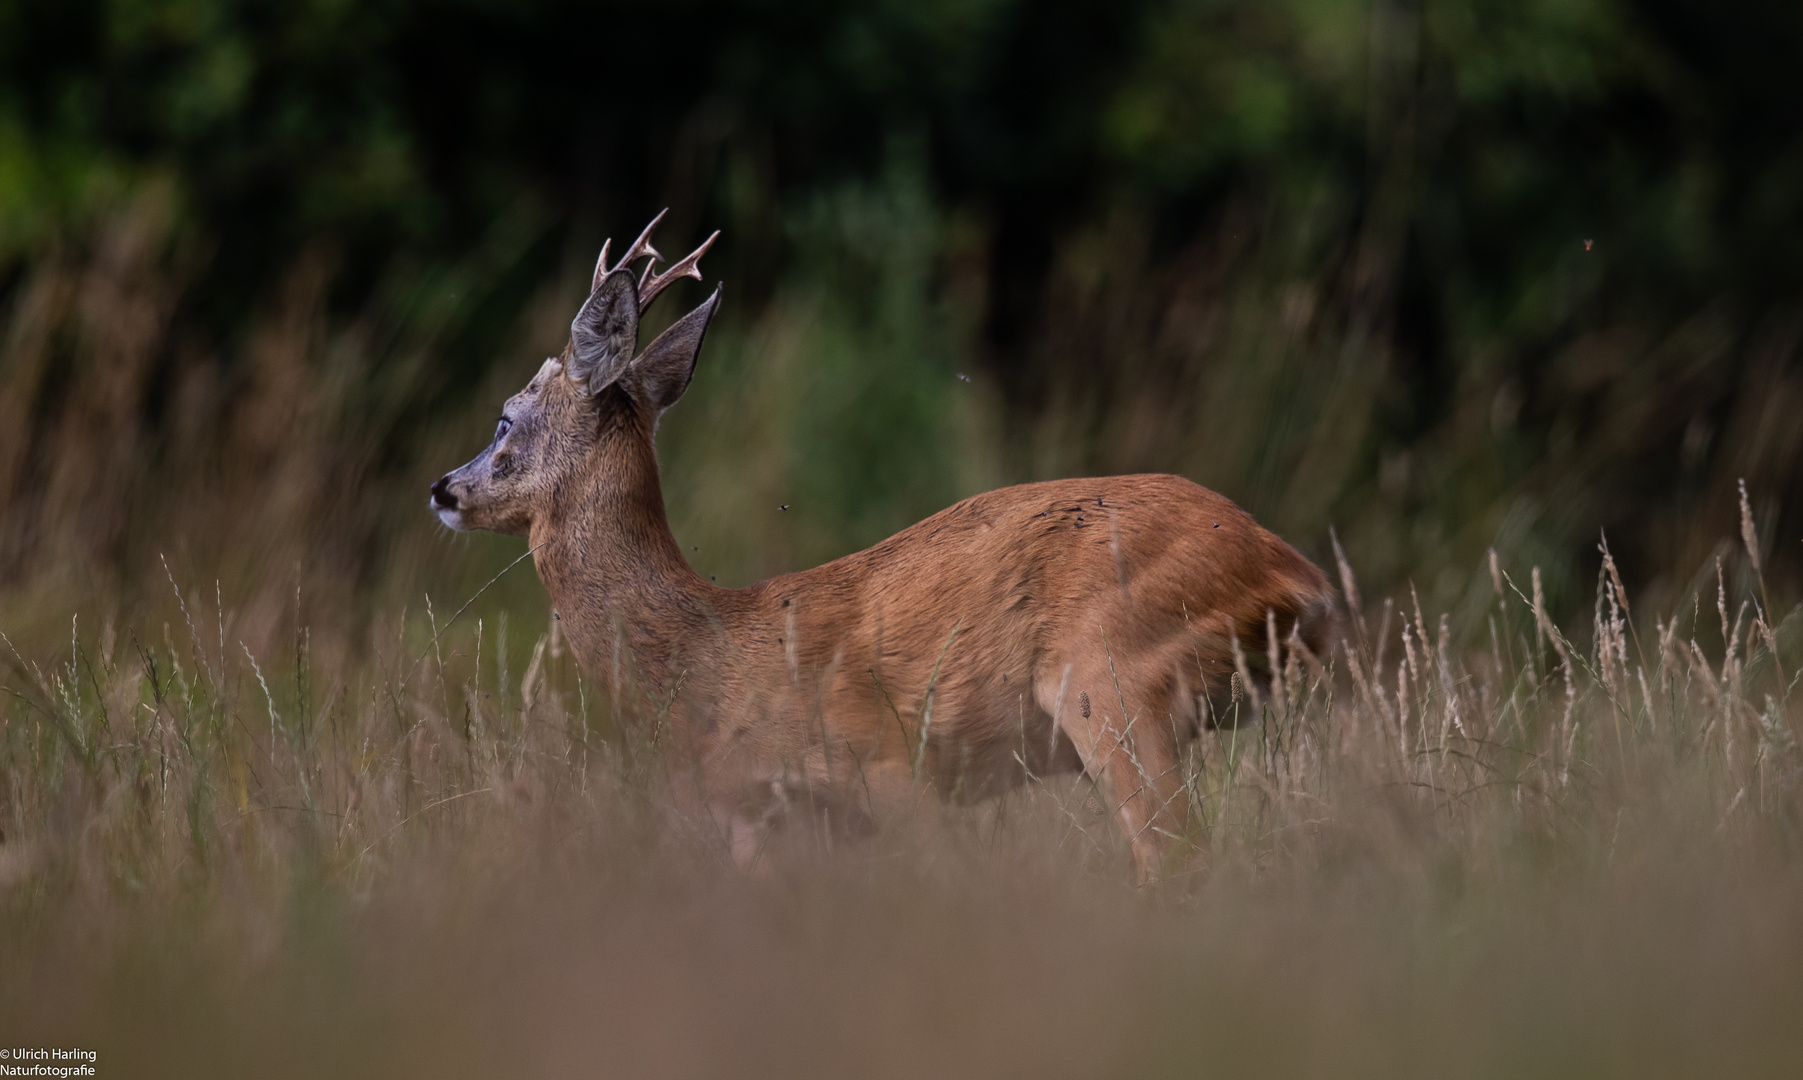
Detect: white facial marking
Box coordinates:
(436, 507, 467, 531)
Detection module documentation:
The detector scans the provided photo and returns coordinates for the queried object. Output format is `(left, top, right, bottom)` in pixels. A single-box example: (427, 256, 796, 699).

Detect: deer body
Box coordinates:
(434, 215, 1333, 881)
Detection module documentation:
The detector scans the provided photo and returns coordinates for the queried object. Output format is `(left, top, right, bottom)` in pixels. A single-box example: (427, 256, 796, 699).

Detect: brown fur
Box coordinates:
(434, 226, 1335, 882)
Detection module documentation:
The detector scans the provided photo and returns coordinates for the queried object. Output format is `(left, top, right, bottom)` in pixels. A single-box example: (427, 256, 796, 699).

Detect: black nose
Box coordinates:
(430, 477, 458, 510)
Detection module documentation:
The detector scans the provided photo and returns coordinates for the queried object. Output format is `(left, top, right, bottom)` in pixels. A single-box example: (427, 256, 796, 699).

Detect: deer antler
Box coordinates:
(589, 210, 716, 307)
(590, 240, 611, 290)
(637, 230, 719, 308)
(615, 212, 666, 277)
(591, 208, 670, 291)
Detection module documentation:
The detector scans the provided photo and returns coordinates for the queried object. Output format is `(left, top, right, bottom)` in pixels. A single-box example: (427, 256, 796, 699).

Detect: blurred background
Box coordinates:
(2, 0, 1800, 641)
(5, 9, 1803, 1074)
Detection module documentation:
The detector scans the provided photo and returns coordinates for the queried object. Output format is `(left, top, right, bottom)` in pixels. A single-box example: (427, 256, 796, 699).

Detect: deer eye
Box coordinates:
(494, 417, 513, 443)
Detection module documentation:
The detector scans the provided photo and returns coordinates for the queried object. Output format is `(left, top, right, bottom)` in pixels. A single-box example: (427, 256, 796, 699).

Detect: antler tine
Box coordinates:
(637, 230, 720, 308)
(611, 208, 668, 276)
(590, 238, 612, 292)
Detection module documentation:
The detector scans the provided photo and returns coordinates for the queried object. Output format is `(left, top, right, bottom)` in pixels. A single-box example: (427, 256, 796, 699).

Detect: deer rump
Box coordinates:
(431, 213, 1335, 882)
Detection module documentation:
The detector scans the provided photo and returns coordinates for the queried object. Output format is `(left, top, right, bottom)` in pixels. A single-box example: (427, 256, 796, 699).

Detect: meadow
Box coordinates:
(4, 2, 1803, 1073)
(2, 426, 1799, 1076)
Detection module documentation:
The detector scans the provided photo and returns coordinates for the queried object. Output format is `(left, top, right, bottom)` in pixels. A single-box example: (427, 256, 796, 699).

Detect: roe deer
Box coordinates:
(431, 212, 1335, 882)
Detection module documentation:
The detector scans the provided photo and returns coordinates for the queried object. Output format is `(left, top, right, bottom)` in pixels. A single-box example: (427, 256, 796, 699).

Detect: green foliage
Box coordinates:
(3, 6, 1803, 1065)
(1, 0, 1801, 620)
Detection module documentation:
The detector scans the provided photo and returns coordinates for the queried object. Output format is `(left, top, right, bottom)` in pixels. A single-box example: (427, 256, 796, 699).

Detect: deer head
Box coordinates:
(430, 211, 721, 535)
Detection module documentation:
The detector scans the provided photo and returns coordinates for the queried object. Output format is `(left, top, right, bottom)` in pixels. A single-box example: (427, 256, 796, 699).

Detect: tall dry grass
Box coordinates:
(0, 176, 995, 654)
(1, 474, 1799, 1077)
(1, 164, 1799, 1080)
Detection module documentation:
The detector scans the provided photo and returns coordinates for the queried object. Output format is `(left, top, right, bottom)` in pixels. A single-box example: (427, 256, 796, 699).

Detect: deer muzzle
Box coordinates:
(429, 476, 466, 529)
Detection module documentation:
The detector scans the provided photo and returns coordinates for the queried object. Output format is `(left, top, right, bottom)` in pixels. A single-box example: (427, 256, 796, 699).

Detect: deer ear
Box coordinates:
(624, 284, 721, 415)
(567, 266, 640, 396)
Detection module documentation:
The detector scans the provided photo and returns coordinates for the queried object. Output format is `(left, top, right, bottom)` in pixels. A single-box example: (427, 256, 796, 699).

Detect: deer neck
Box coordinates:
(528, 408, 712, 692)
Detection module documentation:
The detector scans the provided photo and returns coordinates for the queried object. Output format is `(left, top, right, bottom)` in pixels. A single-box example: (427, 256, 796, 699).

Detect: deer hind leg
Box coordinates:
(1043, 658, 1190, 884)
